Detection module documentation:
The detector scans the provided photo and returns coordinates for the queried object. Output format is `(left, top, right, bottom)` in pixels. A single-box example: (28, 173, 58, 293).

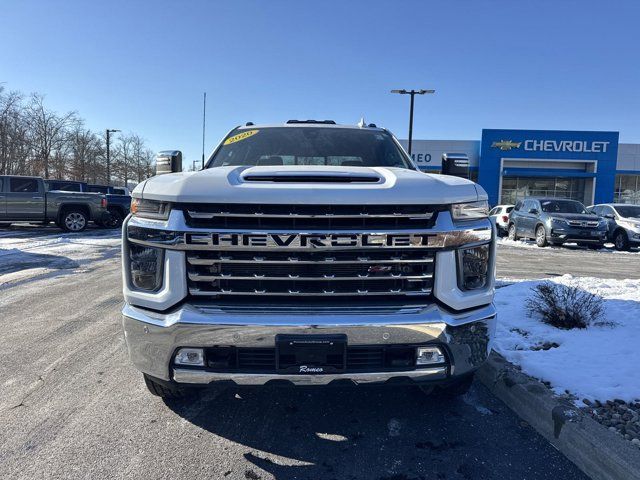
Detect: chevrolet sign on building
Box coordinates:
(403, 129, 640, 206)
(480, 129, 619, 206)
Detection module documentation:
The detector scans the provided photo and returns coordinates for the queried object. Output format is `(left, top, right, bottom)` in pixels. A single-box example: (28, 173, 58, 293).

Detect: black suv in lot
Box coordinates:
(508, 197, 608, 248)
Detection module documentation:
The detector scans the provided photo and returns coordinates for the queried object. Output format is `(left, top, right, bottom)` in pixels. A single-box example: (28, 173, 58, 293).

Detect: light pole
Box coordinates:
(105, 128, 121, 185)
(390, 89, 435, 156)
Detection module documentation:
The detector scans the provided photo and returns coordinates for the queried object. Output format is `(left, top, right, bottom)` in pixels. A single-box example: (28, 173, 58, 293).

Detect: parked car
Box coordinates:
(489, 204, 514, 236)
(121, 121, 497, 400)
(45, 180, 131, 228)
(507, 197, 608, 248)
(587, 203, 640, 251)
(1, 175, 110, 232)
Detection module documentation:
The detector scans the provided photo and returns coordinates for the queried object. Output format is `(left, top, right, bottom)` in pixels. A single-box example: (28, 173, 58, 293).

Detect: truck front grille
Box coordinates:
(566, 220, 599, 228)
(204, 346, 435, 373)
(186, 249, 435, 299)
(182, 203, 441, 230)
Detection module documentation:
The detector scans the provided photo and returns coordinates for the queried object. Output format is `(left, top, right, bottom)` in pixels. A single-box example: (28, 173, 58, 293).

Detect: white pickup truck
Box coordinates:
(121, 121, 496, 400)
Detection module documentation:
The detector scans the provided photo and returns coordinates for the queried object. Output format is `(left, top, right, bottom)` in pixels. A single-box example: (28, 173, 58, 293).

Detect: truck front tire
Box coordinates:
(60, 208, 88, 232)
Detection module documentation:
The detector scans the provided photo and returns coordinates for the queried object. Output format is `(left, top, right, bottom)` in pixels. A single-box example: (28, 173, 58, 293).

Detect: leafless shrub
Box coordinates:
(525, 282, 604, 329)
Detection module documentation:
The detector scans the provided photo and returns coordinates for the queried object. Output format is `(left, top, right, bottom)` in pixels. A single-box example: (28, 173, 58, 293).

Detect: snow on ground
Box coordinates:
(0, 226, 121, 287)
(494, 275, 640, 403)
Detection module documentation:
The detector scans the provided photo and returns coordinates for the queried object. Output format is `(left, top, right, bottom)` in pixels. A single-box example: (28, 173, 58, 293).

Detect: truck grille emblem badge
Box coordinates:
(299, 365, 324, 373)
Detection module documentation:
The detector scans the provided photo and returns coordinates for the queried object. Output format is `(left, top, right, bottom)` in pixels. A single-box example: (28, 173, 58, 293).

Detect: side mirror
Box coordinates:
(529, 208, 539, 215)
(441, 153, 470, 179)
(156, 150, 183, 175)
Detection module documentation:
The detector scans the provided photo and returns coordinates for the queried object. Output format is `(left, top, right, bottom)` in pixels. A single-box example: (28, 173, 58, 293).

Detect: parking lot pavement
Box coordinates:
(496, 240, 640, 280)
(0, 248, 589, 480)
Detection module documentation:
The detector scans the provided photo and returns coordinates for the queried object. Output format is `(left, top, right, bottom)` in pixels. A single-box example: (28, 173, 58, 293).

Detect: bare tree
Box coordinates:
(113, 133, 135, 188)
(0, 85, 155, 186)
(69, 124, 102, 182)
(25, 93, 79, 178)
(0, 88, 29, 175)
(130, 133, 148, 183)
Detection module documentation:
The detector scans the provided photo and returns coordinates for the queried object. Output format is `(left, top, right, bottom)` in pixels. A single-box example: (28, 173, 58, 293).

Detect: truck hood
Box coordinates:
(135, 166, 482, 205)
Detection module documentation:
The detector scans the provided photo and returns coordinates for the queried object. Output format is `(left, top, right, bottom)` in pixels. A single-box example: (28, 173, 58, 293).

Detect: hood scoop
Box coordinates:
(241, 168, 383, 183)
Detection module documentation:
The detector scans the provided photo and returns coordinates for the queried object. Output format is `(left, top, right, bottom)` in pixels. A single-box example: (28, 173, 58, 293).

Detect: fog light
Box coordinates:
(174, 348, 205, 366)
(416, 346, 445, 365)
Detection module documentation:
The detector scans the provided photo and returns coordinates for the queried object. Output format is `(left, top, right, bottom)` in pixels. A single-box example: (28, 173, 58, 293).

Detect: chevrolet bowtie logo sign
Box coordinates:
(491, 140, 522, 151)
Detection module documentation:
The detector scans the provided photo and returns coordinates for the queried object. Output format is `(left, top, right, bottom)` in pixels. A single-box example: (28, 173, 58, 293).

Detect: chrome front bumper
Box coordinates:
(122, 302, 497, 386)
(173, 366, 448, 385)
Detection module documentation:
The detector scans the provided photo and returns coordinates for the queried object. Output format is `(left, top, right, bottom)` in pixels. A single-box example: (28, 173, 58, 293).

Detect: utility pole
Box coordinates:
(201, 92, 207, 169)
(105, 128, 120, 184)
(390, 89, 435, 155)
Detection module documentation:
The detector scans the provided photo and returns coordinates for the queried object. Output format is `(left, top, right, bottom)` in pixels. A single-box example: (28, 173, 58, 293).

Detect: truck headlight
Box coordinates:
(130, 198, 170, 220)
(451, 201, 489, 221)
(128, 243, 164, 291)
(457, 243, 490, 290)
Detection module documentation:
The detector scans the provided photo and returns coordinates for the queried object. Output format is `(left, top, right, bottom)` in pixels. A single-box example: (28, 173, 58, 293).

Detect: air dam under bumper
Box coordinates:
(122, 302, 496, 386)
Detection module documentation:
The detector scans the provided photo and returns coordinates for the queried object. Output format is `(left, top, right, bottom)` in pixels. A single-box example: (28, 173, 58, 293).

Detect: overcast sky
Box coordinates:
(2, 0, 639, 164)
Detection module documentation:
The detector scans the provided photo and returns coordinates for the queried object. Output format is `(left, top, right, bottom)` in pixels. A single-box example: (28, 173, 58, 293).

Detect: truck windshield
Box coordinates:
(540, 200, 588, 214)
(207, 127, 414, 169)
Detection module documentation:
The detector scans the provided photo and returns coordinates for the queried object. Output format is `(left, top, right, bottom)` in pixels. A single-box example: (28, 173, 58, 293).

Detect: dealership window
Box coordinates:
(614, 175, 640, 205)
(500, 177, 585, 205)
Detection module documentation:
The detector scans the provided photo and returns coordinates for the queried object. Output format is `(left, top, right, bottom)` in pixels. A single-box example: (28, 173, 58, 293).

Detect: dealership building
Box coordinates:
(400, 129, 640, 207)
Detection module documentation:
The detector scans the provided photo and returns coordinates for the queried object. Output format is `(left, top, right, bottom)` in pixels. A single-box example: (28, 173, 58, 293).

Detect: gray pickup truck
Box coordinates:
(0, 175, 110, 232)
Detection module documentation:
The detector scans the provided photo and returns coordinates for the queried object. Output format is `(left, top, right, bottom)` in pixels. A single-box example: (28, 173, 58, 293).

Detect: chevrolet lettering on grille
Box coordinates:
(184, 232, 435, 249)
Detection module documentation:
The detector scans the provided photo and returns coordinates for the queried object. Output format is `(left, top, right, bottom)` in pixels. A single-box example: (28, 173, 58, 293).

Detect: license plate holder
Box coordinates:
(276, 334, 347, 374)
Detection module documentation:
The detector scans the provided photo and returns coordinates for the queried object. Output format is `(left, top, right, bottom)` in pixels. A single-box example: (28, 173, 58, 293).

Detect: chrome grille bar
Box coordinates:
(189, 288, 432, 297)
(187, 211, 434, 220)
(188, 273, 433, 281)
(187, 256, 434, 265)
(567, 220, 599, 227)
(181, 203, 442, 231)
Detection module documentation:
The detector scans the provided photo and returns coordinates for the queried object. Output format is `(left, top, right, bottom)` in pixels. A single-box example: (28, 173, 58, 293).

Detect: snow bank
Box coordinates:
(494, 275, 640, 402)
(0, 228, 120, 286)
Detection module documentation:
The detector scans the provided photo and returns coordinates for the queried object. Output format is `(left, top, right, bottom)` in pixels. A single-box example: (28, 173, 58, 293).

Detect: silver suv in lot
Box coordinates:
(588, 204, 640, 250)
(507, 197, 608, 248)
(121, 121, 497, 401)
